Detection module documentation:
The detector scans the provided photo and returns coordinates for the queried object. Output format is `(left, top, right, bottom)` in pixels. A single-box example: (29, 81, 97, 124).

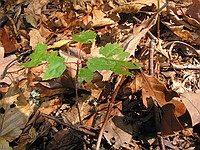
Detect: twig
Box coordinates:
(157, 0, 161, 39)
(133, 16, 157, 40)
(146, 2, 168, 28)
(149, 39, 156, 75)
(171, 63, 200, 70)
(41, 113, 96, 137)
(96, 75, 126, 150)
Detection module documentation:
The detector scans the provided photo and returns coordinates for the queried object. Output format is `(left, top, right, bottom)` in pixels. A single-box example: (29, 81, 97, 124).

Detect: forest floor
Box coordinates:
(0, 0, 200, 149)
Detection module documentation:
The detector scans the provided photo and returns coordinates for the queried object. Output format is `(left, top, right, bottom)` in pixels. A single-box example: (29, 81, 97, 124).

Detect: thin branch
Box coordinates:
(41, 113, 96, 137)
(96, 75, 126, 150)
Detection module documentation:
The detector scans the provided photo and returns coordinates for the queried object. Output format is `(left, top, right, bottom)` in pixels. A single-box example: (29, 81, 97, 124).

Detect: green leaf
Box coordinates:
(79, 68, 94, 82)
(112, 64, 132, 75)
(24, 43, 66, 80)
(43, 55, 66, 80)
(24, 43, 48, 67)
(78, 43, 141, 82)
(99, 43, 130, 60)
(87, 57, 116, 71)
(72, 31, 96, 43)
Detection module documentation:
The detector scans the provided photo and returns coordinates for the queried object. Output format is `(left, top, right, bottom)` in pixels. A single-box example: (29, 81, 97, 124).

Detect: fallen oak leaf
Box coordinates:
(123, 73, 190, 135)
(141, 74, 191, 135)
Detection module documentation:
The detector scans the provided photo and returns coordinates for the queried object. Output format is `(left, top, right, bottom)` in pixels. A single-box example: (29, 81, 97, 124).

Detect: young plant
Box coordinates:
(24, 43, 66, 80)
(78, 43, 141, 82)
(24, 31, 141, 82)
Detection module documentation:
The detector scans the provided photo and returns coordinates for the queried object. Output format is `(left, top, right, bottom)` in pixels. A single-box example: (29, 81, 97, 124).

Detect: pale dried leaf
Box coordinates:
(47, 40, 72, 49)
(180, 92, 200, 126)
(104, 109, 132, 149)
(91, 9, 117, 27)
(59, 50, 79, 78)
(124, 18, 157, 56)
(0, 47, 4, 58)
(111, 0, 166, 13)
(29, 29, 46, 50)
(156, 39, 169, 58)
(0, 83, 32, 142)
(162, 22, 200, 45)
(0, 54, 23, 84)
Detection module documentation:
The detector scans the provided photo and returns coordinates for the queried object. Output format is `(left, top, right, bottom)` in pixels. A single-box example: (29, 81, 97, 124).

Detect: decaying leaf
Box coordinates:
(29, 29, 46, 50)
(91, 8, 118, 27)
(0, 52, 23, 85)
(124, 17, 157, 56)
(111, 0, 166, 14)
(186, 0, 200, 22)
(104, 116, 133, 149)
(0, 82, 32, 142)
(0, 28, 16, 54)
(180, 92, 200, 126)
(162, 22, 199, 45)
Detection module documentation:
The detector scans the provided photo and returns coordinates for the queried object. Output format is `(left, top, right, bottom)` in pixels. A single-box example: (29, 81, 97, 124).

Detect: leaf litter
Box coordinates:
(0, 0, 200, 149)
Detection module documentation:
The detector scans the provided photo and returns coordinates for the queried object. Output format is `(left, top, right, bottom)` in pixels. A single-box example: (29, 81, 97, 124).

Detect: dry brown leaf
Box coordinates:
(186, 0, 200, 22)
(161, 103, 185, 136)
(28, 65, 68, 97)
(104, 106, 132, 149)
(0, 28, 16, 54)
(62, 98, 92, 125)
(25, 0, 48, 16)
(111, 0, 166, 14)
(39, 25, 52, 39)
(25, 14, 37, 28)
(180, 92, 200, 126)
(104, 116, 132, 148)
(0, 53, 23, 85)
(0, 82, 32, 142)
(162, 22, 200, 45)
(59, 50, 79, 79)
(124, 17, 157, 56)
(182, 12, 200, 28)
(91, 9, 118, 27)
(124, 73, 190, 135)
(141, 74, 191, 135)
(39, 98, 62, 115)
(29, 29, 46, 50)
(46, 129, 83, 150)
(156, 39, 169, 58)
